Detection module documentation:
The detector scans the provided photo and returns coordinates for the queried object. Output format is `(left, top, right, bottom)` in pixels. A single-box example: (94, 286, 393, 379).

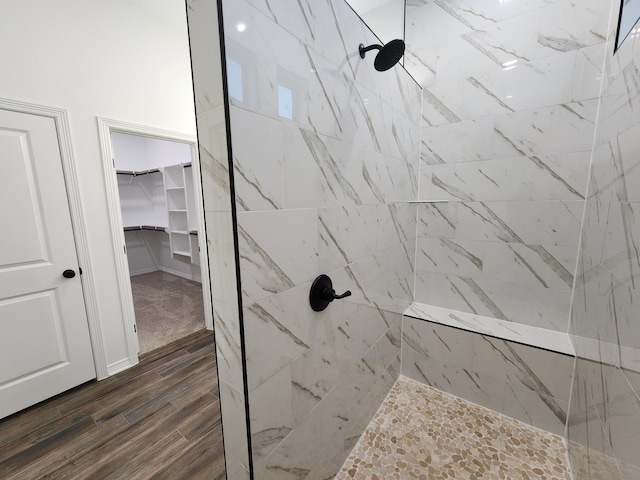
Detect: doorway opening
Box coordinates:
(99, 119, 213, 365)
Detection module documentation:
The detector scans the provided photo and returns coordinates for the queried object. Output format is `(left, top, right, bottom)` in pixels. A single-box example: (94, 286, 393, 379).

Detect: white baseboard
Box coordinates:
(160, 267, 201, 283)
(106, 357, 136, 377)
(129, 266, 160, 277)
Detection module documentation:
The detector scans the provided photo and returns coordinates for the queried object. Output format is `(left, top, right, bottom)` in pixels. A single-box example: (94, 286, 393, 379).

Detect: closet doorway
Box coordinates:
(99, 119, 212, 362)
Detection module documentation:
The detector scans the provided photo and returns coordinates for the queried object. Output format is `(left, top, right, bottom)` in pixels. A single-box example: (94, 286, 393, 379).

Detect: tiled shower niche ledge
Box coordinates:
(404, 303, 575, 356)
(336, 376, 571, 480)
(402, 303, 575, 436)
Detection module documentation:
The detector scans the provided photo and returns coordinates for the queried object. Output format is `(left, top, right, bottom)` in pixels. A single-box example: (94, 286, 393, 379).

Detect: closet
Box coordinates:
(112, 132, 205, 355)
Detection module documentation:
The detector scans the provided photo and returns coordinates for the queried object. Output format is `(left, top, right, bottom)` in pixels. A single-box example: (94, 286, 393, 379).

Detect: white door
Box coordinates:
(0, 109, 95, 419)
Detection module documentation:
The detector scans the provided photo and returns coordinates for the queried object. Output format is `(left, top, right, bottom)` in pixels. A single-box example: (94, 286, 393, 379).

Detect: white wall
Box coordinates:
(0, 0, 196, 371)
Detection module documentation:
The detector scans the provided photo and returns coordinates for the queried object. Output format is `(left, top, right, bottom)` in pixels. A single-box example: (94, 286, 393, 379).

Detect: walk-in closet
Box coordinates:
(112, 132, 207, 355)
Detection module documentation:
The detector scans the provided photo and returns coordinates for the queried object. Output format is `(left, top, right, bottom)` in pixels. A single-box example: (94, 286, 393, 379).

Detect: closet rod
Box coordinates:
(123, 225, 167, 232)
(116, 168, 161, 176)
(182, 162, 192, 168)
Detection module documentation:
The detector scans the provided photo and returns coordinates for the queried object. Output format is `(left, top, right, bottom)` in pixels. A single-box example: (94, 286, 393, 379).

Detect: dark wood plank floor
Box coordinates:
(0, 330, 225, 480)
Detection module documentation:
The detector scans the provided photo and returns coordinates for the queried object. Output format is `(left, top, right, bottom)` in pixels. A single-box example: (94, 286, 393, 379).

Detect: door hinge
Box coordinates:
(124, 245, 127, 254)
(79, 267, 83, 275)
(112, 158, 115, 168)
(134, 324, 137, 333)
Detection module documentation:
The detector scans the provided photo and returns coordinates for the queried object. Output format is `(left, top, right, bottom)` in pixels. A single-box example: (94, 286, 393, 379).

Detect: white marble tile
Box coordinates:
(362, 318, 401, 375)
(282, 126, 364, 209)
(417, 238, 575, 290)
(243, 302, 309, 391)
(416, 237, 485, 278)
(416, 202, 456, 238)
(536, 0, 609, 54)
(223, 0, 341, 138)
(187, 0, 225, 115)
(404, 303, 574, 356)
(420, 86, 460, 128)
(212, 299, 243, 390)
(610, 274, 640, 354)
(229, 107, 283, 211)
(472, 335, 574, 401)
(591, 119, 640, 203)
(493, 101, 598, 157)
(370, 243, 415, 312)
(621, 345, 640, 374)
(601, 46, 640, 99)
(434, 0, 502, 31)
(242, 0, 315, 47)
(248, 278, 361, 355)
(567, 362, 623, 480)
(205, 211, 238, 304)
(254, 399, 326, 480)
(303, 367, 375, 480)
(381, 102, 421, 167)
(335, 83, 386, 156)
(500, 383, 569, 436)
(197, 107, 232, 212)
(402, 315, 573, 434)
(419, 201, 584, 247)
(406, 2, 473, 52)
(219, 380, 250, 472)
(401, 321, 505, 413)
(360, 307, 400, 352)
(572, 44, 607, 102)
(290, 315, 363, 425)
(421, 116, 497, 163)
(377, 203, 417, 251)
(602, 365, 640, 468)
(225, 458, 251, 480)
(237, 209, 318, 305)
(362, 152, 417, 204)
(249, 365, 294, 464)
(498, 281, 573, 331)
(319, 205, 378, 271)
(462, 12, 541, 66)
(428, 154, 590, 202)
(570, 256, 626, 354)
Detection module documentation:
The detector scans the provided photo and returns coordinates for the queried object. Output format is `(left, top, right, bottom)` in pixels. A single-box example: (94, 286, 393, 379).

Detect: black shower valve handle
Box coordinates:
(321, 287, 352, 301)
(310, 274, 352, 312)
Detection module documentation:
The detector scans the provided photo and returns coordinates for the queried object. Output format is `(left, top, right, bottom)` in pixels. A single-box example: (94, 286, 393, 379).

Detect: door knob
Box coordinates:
(62, 269, 76, 279)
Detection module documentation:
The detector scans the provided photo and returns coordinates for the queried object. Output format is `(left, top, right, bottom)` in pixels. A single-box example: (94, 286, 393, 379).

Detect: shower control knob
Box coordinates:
(309, 274, 351, 312)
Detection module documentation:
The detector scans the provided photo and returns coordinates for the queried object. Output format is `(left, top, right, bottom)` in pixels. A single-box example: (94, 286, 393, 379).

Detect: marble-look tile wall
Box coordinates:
(567, 0, 640, 477)
(187, 1, 251, 478)
(219, 0, 421, 478)
(405, 0, 610, 331)
(401, 316, 574, 436)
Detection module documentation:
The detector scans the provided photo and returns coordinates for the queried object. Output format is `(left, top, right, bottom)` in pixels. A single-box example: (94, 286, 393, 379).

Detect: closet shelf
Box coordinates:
(116, 168, 161, 176)
(123, 225, 167, 232)
(169, 209, 187, 213)
(173, 250, 191, 257)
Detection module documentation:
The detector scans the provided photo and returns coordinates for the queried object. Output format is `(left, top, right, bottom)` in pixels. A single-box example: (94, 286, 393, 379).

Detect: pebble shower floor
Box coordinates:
(336, 376, 571, 480)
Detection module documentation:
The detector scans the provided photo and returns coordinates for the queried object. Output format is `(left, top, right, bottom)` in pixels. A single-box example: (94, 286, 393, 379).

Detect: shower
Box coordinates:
(359, 38, 405, 71)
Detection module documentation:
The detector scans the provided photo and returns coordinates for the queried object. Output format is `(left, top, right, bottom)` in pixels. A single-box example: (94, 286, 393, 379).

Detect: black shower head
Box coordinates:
(359, 39, 405, 71)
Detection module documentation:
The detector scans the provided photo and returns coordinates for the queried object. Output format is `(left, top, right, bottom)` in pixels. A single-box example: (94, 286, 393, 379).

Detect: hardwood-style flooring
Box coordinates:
(0, 330, 225, 480)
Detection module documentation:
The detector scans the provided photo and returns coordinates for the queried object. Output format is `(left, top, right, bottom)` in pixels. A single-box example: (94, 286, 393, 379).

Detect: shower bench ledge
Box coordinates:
(403, 302, 575, 357)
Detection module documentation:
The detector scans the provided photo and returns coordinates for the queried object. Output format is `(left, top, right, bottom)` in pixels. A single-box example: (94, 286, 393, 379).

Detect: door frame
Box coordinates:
(97, 117, 213, 368)
(0, 97, 107, 378)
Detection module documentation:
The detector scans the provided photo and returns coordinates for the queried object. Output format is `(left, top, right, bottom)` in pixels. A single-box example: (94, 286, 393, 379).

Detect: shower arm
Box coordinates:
(359, 43, 382, 58)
